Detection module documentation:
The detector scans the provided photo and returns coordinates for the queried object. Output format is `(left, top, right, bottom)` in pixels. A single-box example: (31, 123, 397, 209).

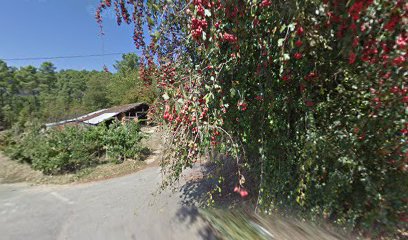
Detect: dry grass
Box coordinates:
(0, 152, 49, 184)
(0, 152, 147, 185)
(73, 160, 147, 183)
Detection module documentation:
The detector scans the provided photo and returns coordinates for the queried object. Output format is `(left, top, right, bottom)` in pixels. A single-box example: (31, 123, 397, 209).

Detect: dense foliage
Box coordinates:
(3, 121, 147, 175)
(0, 53, 156, 129)
(98, 0, 407, 236)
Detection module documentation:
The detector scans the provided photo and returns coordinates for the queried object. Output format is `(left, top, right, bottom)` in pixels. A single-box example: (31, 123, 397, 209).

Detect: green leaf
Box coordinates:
(230, 88, 236, 97)
(280, 24, 286, 33)
(147, 17, 155, 26)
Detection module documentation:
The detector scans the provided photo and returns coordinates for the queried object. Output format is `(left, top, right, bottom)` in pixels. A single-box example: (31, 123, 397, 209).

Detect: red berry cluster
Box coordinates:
(347, 0, 372, 21)
(294, 52, 302, 60)
(190, 0, 212, 41)
(114, 1, 122, 25)
(304, 72, 317, 81)
(237, 101, 247, 111)
(234, 185, 249, 198)
(139, 59, 155, 86)
(222, 33, 237, 43)
(118, 0, 130, 24)
(259, 0, 272, 8)
(159, 63, 177, 87)
(191, 18, 208, 40)
(293, 25, 304, 61)
(132, 1, 145, 49)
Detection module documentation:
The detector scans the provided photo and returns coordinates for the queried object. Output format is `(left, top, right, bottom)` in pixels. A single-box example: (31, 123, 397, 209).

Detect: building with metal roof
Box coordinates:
(45, 103, 149, 128)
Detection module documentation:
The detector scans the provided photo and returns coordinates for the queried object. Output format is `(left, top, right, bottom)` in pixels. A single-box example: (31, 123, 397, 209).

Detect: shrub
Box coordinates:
(4, 121, 146, 174)
(98, 0, 407, 236)
(104, 121, 147, 163)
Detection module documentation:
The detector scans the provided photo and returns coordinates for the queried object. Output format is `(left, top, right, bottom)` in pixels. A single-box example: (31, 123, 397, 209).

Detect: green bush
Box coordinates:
(104, 121, 146, 163)
(100, 0, 407, 236)
(4, 121, 146, 175)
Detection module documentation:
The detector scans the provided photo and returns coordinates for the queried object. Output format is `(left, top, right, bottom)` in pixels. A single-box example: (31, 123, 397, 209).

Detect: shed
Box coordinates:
(45, 103, 149, 128)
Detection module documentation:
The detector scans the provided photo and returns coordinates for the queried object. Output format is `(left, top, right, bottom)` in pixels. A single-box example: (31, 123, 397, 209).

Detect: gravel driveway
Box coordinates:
(0, 166, 215, 240)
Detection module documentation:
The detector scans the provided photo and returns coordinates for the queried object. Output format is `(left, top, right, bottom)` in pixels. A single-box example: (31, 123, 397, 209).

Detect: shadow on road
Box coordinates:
(174, 163, 350, 240)
(174, 164, 220, 239)
(176, 206, 218, 240)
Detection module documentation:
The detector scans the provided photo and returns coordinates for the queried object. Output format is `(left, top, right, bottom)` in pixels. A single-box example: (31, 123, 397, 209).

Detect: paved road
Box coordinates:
(0, 166, 215, 240)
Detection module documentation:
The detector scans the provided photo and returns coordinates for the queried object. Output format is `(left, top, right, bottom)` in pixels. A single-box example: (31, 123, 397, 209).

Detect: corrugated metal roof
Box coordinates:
(45, 120, 74, 128)
(45, 109, 107, 128)
(45, 102, 149, 128)
(76, 109, 107, 120)
(83, 112, 118, 125)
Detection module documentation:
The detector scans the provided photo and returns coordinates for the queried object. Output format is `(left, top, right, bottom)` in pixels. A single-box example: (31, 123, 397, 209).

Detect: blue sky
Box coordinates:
(0, 0, 140, 71)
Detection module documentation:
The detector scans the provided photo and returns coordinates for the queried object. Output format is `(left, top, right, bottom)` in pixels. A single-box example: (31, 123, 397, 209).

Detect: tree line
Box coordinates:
(0, 53, 156, 129)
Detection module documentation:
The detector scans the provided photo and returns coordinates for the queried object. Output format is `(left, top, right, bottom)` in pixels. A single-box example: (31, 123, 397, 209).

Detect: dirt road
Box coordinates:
(0, 166, 215, 240)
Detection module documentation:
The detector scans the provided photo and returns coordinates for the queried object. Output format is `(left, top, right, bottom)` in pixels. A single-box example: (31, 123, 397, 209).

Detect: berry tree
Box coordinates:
(97, 0, 407, 236)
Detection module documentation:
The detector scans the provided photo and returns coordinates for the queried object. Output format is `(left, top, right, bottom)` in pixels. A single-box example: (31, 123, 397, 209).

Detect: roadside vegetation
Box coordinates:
(0, 53, 157, 182)
(2, 121, 148, 175)
(99, 0, 407, 238)
(0, 0, 405, 238)
(0, 151, 146, 184)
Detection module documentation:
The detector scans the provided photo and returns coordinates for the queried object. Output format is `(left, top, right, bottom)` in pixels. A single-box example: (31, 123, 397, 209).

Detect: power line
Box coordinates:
(0, 52, 127, 61)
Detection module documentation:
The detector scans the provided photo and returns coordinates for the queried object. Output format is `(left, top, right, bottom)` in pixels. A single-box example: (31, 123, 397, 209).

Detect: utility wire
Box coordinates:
(1, 52, 126, 61)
